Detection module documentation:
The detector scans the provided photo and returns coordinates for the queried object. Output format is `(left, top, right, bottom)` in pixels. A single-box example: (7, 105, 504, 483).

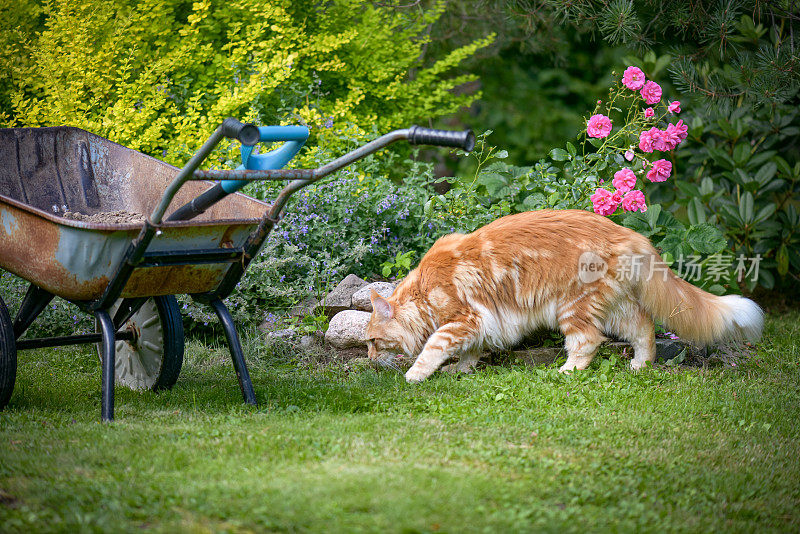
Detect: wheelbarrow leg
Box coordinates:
(208, 298, 257, 406)
(95, 309, 116, 421)
(13, 283, 55, 339)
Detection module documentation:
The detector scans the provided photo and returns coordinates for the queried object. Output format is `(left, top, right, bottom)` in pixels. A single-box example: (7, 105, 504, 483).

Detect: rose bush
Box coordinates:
(433, 66, 733, 293)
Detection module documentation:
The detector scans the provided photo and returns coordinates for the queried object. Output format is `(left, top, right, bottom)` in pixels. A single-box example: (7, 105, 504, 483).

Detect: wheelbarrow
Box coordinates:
(0, 118, 474, 420)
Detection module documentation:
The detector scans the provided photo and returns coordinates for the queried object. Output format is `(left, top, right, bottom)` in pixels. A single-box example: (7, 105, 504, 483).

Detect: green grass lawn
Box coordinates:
(1, 311, 799, 533)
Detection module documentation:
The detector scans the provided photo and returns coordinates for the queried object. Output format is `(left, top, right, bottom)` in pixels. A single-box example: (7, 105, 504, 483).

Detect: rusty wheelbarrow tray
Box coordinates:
(0, 119, 474, 420)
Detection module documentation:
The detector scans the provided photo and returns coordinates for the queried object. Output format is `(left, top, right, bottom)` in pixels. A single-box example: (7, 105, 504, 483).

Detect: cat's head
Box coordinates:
(365, 289, 418, 367)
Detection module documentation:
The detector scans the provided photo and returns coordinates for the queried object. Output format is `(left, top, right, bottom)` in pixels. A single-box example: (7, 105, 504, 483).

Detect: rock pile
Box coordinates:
(260, 274, 395, 356)
(321, 275, 395, 350)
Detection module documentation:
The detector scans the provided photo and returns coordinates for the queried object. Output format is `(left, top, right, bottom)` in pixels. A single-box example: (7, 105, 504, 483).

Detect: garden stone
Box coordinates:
(352, 282, 395, 312)
(317, 274, 369, 317)
(655, 339, 706, 361)
(266, 329, 295, 342)
(325, 310, 371, 349)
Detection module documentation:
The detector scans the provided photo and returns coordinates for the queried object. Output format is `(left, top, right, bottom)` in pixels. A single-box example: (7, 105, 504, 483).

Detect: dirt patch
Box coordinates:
(62, 210, 145, 225)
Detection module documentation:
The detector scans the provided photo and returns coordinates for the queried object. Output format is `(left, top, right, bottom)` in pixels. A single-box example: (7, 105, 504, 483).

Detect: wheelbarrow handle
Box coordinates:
(407, 125, 475, 152)
(220, 118, 260, 146)
(153, 123, 476, 225)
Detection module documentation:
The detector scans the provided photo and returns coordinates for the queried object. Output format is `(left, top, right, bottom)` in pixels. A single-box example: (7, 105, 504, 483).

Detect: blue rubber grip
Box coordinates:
(220, 125, 310, 193)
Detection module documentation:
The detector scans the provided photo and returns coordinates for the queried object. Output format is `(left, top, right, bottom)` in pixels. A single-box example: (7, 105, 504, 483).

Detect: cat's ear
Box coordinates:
(371, 289, 394, 320)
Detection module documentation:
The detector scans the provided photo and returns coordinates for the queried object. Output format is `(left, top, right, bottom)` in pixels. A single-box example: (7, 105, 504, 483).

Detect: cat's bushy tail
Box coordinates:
(637, 253, 763, 345)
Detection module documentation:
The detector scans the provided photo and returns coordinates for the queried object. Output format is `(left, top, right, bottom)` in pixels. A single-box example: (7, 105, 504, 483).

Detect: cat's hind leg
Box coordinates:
(558, 314, 606, 373)
(406, 317, 479, 383)
(604, 303, 656, 370)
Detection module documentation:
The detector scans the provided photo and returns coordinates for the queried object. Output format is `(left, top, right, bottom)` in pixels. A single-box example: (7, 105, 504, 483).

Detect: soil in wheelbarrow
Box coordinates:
(62, 210, 145, 224)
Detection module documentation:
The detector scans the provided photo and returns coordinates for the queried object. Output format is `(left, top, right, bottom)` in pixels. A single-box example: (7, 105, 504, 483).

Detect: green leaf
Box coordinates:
(777, 244, 789, 276)
(739, 192, 755, 224)
(731, 168, 750, 186)
(707, 284, 726, 296)
(587, 138, 603, 148)
(676, 182, 701, 199)
(758, 269, 775, 289)
(522, 193, 546, 209)
(686, 223, 727, 254)
(687, 198, 707, 225)
(720, 204, 743, 225)
(699, 177, 714, 195)
(549, 148, 569, 161)
(761, 178, 787, 194)
(494, 150, 509, 159)
(423, 198, 434, 215)
(784, 204, 799, 226)
(774, 155, 793, 177)
(732, 143, 750, 165)
(707, 148, 735, 170)
(566, 142, 577, 156)
(622, 212, 655, 237)
(746, 150, 777, 170)
(753, 204, 776, 224)
(644, 204, 662, 229)
(657, 232, 690, 258)
(754, 162, 777, 185)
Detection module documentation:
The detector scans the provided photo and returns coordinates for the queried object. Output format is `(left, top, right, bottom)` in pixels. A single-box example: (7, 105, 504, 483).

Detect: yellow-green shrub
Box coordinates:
(0, 0, 490, 164)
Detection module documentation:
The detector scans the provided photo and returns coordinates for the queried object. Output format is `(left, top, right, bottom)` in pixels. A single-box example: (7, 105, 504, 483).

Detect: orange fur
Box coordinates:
(365, 209, 763, 382)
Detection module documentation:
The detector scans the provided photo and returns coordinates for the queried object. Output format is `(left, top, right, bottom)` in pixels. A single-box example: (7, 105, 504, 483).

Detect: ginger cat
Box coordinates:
(365, 209, 763, 382)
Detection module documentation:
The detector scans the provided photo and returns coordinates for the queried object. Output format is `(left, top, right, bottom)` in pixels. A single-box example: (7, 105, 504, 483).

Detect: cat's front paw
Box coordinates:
(405, 366, 429, 383)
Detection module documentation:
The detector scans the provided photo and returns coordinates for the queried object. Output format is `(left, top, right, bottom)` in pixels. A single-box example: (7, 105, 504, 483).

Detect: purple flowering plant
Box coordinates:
(178, 130, 446, 330)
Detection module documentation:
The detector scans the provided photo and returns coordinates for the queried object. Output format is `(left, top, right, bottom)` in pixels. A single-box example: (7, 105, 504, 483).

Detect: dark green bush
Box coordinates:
(652, 105, 800, 290)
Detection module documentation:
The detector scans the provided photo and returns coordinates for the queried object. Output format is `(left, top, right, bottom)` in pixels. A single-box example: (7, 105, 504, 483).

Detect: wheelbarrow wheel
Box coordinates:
(0, 295, 17, 410)
(96, 296, 184, 391)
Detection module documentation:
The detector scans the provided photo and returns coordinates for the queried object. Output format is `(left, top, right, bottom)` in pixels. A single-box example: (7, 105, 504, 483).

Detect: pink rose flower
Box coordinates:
(590, 188, 619, 216)
(624, 150, 634, 161)
(668, 101, 681, 113)
(663, 124, 682, 150)
(644, 107, 654, 118)
(587, 114, 612, 138)
(640, 80, 662, 105)
(612, 168, 637, 193)
(646, 159, 672, 182)
(622, 190, 647, 212)
(640, 127, 667, 152)
(622, 66, 646, 90)
(672, 119, 688, 141)
(611, 190, 623, 204)
(639, 129, 654, 153)
(651, 128, 670, 152)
